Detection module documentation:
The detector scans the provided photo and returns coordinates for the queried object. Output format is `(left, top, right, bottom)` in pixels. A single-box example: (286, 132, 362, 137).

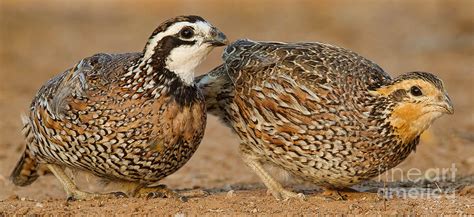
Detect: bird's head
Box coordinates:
(372, 71, 453, 143)
(142, 15, 228, 85)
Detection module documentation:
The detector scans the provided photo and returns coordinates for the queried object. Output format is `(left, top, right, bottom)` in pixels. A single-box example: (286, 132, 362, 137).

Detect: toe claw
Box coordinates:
(296, 193, 306, 201)
(272, 189, 305, 201)
(318, 189, 347, 201)
(66, 196, 77, 202)
(179, 196, 188, 202)
(146, 192, 165, 199)
(200, 190, 210, 197)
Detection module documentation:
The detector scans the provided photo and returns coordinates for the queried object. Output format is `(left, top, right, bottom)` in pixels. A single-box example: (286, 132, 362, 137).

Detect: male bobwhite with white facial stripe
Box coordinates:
(11, 15, 228, 200)
(196, 39, 453, 200)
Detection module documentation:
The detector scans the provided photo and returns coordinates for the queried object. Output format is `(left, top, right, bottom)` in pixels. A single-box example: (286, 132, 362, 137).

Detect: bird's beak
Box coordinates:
(205, 28, 228, 47)
(441, 94, 454, 114)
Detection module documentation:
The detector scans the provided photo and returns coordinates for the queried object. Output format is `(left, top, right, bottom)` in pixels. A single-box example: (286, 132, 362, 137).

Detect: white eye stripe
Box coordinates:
(143, 21, 212, 60)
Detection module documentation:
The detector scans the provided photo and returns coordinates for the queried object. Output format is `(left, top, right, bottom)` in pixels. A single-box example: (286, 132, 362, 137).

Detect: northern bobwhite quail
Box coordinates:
(10, 15, 228, 200)
(196, 39, 453, 200)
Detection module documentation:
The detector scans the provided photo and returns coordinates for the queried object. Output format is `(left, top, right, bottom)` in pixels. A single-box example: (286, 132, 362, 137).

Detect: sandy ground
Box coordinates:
(0, 0, 473, 215)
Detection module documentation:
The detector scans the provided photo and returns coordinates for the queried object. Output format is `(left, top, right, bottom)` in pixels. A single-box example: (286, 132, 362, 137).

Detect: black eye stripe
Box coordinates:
(148, 36, 197, 64)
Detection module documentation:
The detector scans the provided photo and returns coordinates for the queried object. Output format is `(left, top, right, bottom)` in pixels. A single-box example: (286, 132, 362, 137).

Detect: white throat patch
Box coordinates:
(142, 21, 214, 85)
(165, 43, 213, 85)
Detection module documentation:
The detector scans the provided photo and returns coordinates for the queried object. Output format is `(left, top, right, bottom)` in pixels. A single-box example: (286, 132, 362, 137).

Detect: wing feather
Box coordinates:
(221, 39, 392, 91)
(32, 53, 141, 118)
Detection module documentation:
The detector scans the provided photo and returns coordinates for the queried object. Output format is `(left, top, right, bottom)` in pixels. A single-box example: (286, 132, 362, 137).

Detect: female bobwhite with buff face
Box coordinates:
(10, 15, 228, 201)
(196, 39, 453, 200)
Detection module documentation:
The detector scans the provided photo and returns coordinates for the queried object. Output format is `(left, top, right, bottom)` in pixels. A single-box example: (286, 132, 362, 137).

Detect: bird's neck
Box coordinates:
(123, 56, 169, 84)
(120, 56, 200, 105)
(361, 99, 421, 172)
(367, 98, 421, 154)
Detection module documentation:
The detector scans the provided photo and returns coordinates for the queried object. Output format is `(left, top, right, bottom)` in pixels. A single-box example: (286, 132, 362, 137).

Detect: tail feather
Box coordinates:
(10, 114, 39, 186)
(10, 148, 39, 186)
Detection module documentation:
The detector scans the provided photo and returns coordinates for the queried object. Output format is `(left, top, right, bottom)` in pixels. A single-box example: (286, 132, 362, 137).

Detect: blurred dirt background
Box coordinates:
(0, 0, 473, 215)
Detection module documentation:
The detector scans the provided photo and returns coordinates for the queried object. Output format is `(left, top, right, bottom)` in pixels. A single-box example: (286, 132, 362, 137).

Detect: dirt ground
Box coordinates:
(0, 0, 473, 215)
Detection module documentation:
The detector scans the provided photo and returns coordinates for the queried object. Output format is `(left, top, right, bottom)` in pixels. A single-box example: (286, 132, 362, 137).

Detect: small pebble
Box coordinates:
(174, 212, 185, 217)
(226, 190, 235, 198)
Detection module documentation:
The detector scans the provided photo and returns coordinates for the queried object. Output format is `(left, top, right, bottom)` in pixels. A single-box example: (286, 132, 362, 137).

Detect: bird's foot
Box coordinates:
(268, 188, 305, 201)
(66, 190, 127, 202)
(316, 188, 351, 201)
(137, 184, 187, 202)
(179, 188, 210, 198)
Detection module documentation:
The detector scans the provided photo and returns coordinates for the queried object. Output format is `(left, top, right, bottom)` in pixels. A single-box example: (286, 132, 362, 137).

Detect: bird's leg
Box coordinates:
(46, 164, 100, 201)
(135, 184, 187, 201)
(239, 143, 305, 201)
(47, 164, 126, 201)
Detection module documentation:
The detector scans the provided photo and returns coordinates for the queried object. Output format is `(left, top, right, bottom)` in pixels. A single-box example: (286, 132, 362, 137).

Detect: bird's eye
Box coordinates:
(410, 86, 423, 96)
(179, 27, 194, 39)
